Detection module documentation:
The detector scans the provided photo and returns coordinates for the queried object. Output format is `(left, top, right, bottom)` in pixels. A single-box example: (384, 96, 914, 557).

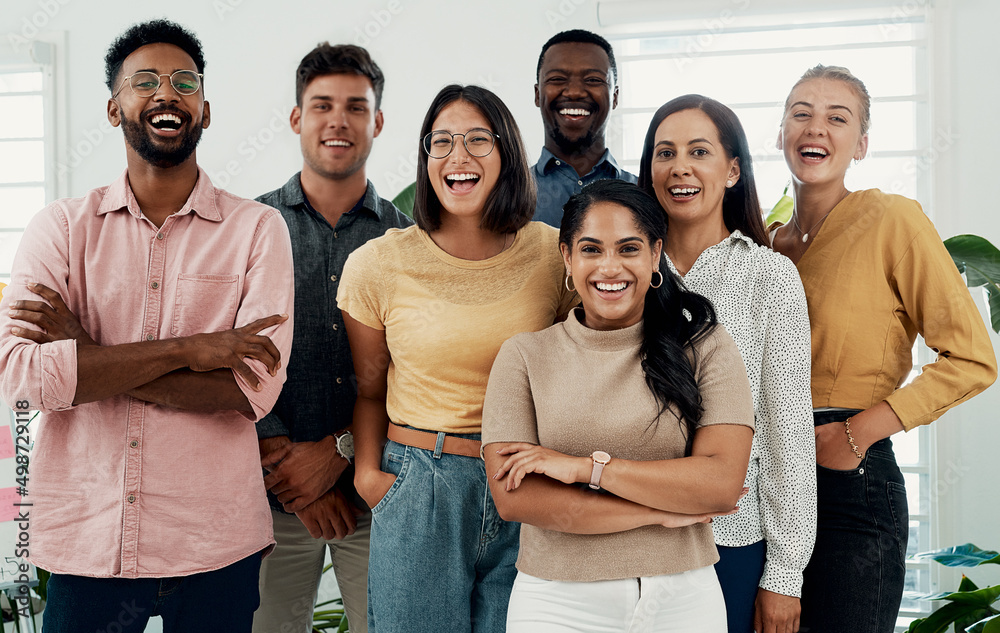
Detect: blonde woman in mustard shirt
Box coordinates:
(771, 65, 997, 633)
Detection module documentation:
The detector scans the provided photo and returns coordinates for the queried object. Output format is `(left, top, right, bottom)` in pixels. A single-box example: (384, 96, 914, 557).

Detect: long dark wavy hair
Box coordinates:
(559, 179, 717, 454)
(637, 94, 769, 248)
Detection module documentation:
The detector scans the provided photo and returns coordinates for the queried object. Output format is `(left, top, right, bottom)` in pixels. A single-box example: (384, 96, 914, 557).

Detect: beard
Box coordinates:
(550, 125, 597, 156)
(120, 108, 202, 168)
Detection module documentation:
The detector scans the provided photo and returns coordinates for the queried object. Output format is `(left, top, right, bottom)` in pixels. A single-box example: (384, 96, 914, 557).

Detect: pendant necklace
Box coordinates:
(791, 210, 832, 243)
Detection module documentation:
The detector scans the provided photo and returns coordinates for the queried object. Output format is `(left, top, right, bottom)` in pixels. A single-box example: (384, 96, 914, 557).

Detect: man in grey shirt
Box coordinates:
(252, 43, 411, 633)
(532, 29, 637, 226)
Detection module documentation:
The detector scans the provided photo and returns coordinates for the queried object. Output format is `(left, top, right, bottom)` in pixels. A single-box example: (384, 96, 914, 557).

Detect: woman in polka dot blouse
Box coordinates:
(638, 94, 816, 633)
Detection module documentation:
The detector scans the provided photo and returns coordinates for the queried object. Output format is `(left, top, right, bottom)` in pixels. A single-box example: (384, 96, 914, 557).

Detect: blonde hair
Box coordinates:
(783, 64, 871, 135)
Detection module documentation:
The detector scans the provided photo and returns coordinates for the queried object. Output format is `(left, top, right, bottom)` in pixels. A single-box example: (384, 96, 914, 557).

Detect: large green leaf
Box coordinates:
(967, 612, 1000, 633)
(958, 608, 1000, 632)
(764, 193, 793, 227)
(944, 236, 1000, 333)
(392, 182, 416, 219)
(909, 602, 980, 633)
(912, 544, 1000, 568)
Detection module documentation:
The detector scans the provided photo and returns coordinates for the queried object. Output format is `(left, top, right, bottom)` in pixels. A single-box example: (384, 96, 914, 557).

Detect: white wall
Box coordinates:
(2, 0, 998, 596)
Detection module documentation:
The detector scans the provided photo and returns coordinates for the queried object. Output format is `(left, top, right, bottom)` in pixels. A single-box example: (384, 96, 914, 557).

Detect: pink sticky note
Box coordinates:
(0, 426, 14, 459)
(0, 487, 23, 522)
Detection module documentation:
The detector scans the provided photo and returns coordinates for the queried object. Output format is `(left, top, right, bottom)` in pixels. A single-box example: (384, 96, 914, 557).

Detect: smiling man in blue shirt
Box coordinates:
(532, 29, 637, 226)
(252, 43, 410, 633)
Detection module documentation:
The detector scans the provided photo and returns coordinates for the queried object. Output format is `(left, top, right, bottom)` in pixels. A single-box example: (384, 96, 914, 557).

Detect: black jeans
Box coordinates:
(42, 552, 262, 633)
(800, 409, 908, 633)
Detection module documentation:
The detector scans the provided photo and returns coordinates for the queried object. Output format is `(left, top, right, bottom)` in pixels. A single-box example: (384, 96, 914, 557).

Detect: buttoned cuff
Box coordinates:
(758, 560, 803, 598)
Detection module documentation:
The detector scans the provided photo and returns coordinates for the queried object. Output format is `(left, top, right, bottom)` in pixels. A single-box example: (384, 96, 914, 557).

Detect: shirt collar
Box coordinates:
(279, 172, 383, 219)
(535, 146, 624, 178)
(97, 167, 222, 222)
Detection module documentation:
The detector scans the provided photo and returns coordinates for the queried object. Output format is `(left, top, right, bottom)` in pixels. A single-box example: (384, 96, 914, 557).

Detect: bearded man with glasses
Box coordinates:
(0, 19, 294, 633)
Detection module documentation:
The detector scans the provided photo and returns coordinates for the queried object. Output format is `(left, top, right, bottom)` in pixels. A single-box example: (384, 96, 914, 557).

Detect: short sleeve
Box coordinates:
(482, 337, 540, 446)
(694, 326, 755, 431)
(337, 240, 388, 330)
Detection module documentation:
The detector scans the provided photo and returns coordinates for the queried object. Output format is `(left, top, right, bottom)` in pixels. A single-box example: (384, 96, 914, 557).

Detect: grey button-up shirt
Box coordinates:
(531, 147, 637, 227)
(256, 173, 412, 511)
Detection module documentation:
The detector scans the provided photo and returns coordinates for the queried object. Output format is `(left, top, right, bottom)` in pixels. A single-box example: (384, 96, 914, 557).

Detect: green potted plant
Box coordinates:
(905, 544, 1000, 632)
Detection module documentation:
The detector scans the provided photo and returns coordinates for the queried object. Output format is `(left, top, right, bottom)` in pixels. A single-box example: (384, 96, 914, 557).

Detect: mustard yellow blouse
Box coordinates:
(786, 189, 996, 431)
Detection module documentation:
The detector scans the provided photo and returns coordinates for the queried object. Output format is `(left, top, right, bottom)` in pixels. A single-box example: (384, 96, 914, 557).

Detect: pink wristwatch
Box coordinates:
(589, 451, 611, 490)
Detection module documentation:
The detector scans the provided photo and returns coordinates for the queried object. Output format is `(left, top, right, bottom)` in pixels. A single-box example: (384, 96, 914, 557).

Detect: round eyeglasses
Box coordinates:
(113, 70, 204, 98)
(422, 129, 499, 159)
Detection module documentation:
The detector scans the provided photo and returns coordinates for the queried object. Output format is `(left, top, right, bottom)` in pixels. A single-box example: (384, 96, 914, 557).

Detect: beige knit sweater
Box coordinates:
(482, 308, 754, 581)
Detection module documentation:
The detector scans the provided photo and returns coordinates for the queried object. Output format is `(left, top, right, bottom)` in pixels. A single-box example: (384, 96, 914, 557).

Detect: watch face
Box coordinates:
(337, 432, 355, 459)
(592, 450, 611, 464)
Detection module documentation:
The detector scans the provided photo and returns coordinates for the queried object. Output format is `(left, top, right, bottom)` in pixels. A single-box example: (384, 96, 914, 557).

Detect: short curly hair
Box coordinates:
(105, 19, 206, 93)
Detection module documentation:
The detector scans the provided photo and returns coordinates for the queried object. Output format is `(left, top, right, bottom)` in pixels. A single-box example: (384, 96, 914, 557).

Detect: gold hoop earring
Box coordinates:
(565, 273, 576, 292)
(650, 271, 664, 289)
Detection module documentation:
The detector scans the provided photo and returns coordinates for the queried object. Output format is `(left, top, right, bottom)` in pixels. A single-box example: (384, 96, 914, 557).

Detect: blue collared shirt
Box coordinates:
(256, 173, 412, 511)
(531, 147, 637, 227)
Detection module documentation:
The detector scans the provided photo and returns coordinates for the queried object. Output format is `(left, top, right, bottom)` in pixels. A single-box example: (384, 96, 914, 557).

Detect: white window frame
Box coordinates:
(0, 33, 67, 285)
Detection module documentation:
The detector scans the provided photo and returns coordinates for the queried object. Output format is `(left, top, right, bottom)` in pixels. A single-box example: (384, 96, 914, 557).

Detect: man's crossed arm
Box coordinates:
(7, 283, 286, 413)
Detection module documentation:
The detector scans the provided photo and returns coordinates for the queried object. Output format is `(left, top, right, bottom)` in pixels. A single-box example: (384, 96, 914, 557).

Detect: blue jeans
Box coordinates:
(367, 434, 519, 633)
(800, 410, 908, 633)
(715, 540, 766, 633)
(42, 552, 262, 633)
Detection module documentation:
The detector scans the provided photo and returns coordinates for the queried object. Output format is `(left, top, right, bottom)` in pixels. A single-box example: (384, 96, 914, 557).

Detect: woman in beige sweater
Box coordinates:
(482, 179, 755, 632)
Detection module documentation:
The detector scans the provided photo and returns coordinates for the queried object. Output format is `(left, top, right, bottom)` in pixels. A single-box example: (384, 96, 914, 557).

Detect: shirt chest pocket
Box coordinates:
(170, 273, 240, 338)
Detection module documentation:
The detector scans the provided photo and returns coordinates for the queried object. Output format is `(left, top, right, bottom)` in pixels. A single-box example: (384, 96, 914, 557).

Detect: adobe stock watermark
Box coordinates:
(213, 0, 246, 21)
(10, 400, 33, 621)
(544, 0, 587, 29)
(675, 0, 752, 71)
(878, 0, 929, 40)
(7, 0, 73, 55)
(353, 0, 403, 47)
(56, 115, 118, 180)
(211, 107, 289, 189)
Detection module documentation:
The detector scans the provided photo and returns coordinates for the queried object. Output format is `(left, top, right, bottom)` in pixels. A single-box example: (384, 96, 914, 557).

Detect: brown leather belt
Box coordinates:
(386, 424, 483, 459)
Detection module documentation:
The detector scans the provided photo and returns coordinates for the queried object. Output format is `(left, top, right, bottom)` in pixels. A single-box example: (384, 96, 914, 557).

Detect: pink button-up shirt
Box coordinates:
(0, 168, 294, 578)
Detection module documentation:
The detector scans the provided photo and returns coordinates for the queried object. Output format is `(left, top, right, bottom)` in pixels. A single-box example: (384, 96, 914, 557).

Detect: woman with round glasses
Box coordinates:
(771, 65, 996, 632)
(337, 84, 577, 633)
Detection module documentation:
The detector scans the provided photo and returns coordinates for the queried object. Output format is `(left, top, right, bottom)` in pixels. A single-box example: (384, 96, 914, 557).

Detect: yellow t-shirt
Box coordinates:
(777, 189, 996, 430)
(337, 222, 578, 434)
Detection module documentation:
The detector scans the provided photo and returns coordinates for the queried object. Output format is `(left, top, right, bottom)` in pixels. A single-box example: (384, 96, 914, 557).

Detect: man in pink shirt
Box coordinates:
(0, 20, 293, 632)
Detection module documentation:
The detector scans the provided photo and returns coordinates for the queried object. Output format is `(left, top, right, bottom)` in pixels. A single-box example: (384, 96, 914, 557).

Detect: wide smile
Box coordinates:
(667, 185, 701, 202)
(553, 102, 596, 125)
(145, 110, 188, 138)
(444, 172, 481, 195)
(592, 279, 632, 299)
(797, 144, 829, 164)
(322, 138, 353, 150)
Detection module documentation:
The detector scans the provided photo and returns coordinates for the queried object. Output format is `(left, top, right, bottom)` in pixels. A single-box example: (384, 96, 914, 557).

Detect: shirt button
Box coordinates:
(146, 334, 154, 341)
(156, 233, 164, 240)
(334, 232, 339, 239)
(150, 281, 159, 289)
(336, 377, 343, 384)
(332, 323, 339, 331)
(330, 274, 338, 282)
(577, 180, 583, 186)
(130, 440, 138, 448)
(555, 160, 561, 165)
(127, 494, 136, 503)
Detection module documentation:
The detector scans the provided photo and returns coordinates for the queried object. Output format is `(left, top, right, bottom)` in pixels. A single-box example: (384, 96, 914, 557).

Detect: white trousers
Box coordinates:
(252, 508, 371, 633)
(506, 566, 727, 633)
